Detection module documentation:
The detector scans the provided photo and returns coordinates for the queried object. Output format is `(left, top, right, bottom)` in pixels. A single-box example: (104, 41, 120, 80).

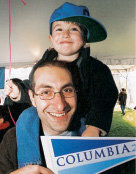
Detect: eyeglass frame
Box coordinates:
(32, 87, 78, 100)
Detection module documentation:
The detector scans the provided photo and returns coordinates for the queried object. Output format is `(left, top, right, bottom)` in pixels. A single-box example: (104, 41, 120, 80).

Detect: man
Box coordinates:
(118, 88, 127, 115)
(0, 60, 85, 174)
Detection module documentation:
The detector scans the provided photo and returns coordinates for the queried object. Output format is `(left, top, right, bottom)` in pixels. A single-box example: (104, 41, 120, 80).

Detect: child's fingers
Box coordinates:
(4, 87, 13, 96)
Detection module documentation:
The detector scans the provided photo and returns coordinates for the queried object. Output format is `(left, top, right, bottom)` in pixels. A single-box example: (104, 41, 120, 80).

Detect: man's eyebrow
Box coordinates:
(62, 83, 74, 89)
(36, 84, 53, 91)
(36, 83, 74, 91)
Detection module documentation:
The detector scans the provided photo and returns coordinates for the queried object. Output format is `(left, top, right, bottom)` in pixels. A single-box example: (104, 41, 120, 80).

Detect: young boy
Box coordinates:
(4, 2, 118, 136)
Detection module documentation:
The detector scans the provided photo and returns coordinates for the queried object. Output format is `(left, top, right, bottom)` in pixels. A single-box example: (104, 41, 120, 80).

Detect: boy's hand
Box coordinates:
(4, 80, 21, 101)
(10, 165, 55, 174)
(82, 125, 100, 137)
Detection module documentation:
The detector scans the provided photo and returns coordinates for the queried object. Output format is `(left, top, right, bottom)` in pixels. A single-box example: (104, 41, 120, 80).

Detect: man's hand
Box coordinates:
(4, 80, 21, 101)
(10, 165, 55, 174)
(82, 125, 100, 137)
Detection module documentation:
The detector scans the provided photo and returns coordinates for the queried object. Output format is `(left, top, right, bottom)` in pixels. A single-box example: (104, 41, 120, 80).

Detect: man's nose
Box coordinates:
(53, 93, 67, 111)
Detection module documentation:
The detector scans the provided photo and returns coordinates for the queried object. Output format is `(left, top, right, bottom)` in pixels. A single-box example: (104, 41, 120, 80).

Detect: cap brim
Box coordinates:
(59, 16, 107, 43)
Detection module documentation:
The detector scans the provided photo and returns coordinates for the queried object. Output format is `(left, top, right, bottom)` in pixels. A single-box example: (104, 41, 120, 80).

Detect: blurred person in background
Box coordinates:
(0, 105, 10, 142)
(118, 88, 127, 115)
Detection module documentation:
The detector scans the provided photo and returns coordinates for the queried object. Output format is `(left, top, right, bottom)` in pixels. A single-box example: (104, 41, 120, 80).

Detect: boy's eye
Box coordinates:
(55, 28, 62, 31)
(71, 27, 79, 31)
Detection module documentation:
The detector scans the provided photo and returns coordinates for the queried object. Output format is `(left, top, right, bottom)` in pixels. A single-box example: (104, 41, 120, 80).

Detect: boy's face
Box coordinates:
(29, 66, 77, 135)
(49, 21, 84, 61)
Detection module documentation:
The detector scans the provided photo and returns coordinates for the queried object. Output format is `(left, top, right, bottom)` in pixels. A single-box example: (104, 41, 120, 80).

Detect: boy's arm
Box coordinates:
(82, 125, 106, 137)
(82, 61, 118, 136)
(4, 80, 21, 101)
(4, 80, 31, 105)
(82, 125, 100, 137)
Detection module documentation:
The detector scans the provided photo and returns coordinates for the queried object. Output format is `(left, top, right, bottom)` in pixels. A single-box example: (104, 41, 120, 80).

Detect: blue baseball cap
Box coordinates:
(49, 2, 107, 43)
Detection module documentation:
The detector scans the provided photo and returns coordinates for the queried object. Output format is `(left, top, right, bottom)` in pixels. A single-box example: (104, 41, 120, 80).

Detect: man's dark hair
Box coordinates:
(29, 60, 81, 92)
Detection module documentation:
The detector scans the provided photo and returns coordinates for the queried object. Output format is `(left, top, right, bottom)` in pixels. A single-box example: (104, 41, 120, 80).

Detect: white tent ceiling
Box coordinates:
(0, 0, 135, 69)
(108, 65, 136, 71)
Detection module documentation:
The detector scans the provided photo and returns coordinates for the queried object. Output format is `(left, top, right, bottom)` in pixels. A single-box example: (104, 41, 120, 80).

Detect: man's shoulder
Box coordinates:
(3, 127, 16, 141)
(0, 127, 18, 170)
(1, 127, 17, 151)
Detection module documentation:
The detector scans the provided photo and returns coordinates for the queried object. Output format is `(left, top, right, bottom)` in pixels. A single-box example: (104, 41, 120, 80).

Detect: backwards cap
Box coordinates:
(49, 2, 107, 43)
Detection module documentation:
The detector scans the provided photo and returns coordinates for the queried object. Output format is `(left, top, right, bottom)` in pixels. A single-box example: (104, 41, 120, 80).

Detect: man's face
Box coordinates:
(49, 21, 84, 61)
(29, 66, 77, 135)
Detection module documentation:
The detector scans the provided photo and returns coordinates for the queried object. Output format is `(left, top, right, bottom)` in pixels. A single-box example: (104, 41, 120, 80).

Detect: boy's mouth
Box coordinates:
(60, 41, 72, 44)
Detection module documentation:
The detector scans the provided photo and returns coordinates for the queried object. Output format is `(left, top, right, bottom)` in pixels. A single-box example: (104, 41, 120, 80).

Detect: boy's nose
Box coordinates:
(62, 30, 70, 38)
(53, 93, 68, 111)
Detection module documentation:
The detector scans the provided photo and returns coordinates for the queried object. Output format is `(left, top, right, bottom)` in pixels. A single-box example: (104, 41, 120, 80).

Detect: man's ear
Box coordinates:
(28, 89, 36, 107)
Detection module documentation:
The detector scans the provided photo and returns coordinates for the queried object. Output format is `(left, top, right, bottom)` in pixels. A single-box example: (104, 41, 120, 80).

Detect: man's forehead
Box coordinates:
(34, 66, 73, 90)
(34, 65, 71, 78)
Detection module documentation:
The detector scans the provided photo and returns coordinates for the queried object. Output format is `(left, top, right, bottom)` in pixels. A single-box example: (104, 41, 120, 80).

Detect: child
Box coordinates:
(4, 2, 118, 136)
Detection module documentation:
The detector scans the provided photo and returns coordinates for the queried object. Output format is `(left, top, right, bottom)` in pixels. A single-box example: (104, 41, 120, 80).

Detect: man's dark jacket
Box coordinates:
(0, 127, 46, 174)
(0, 127, 135, 174)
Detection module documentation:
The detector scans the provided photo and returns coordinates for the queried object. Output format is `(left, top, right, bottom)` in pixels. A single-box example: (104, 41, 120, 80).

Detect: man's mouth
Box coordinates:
(49, 112, 66, 117)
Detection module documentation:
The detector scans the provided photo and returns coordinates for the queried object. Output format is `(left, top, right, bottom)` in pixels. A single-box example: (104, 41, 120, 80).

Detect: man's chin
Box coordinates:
(52, 125, 69, 135)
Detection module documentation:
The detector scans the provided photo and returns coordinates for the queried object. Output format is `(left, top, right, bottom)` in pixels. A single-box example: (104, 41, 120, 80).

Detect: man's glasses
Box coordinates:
(33, 86, 77, 100)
